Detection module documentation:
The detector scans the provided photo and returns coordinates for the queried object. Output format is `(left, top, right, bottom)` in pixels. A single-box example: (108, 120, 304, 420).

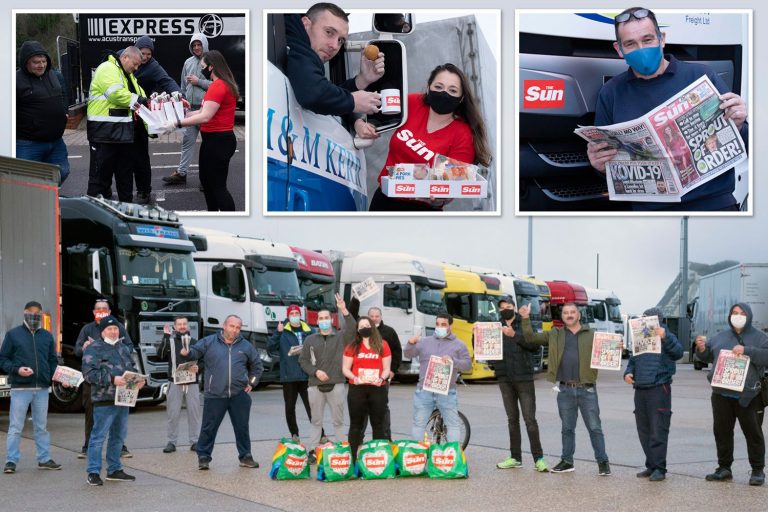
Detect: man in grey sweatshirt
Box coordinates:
(405, 313, 471, 442)
(164, 33, 212, 185)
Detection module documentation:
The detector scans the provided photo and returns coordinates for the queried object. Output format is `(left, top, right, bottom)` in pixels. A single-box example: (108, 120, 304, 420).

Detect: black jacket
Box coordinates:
(158, 332, 200, 383)
(16, 41, 67, 142)
(493, 323, 539, 382)
(0, 325, 58, 388)
(377, 322, 402, 373)
(285, 14, 358, 115)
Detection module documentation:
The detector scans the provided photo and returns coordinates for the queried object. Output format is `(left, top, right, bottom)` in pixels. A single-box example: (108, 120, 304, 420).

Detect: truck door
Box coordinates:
(205, 263, 249, 334)
(381, 283, 415, 340)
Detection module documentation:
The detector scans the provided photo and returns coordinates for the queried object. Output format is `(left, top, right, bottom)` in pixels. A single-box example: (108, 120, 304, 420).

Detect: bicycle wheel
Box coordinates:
(425, 409, 471, 450)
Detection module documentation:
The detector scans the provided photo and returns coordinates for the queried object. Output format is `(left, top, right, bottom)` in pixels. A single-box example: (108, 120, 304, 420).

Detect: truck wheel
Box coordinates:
(49, 382, 84, 413)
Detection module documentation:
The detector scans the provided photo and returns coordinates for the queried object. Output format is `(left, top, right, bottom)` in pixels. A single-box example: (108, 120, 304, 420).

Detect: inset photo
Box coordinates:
(265, 7, 500, 214)
(13, 10, 248, 214)
(516, 9, 751, 215)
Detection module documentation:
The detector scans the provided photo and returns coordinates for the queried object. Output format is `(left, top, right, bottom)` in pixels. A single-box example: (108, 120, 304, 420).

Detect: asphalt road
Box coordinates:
(1, 363, 766, 512)
(59, 141, 246, 213)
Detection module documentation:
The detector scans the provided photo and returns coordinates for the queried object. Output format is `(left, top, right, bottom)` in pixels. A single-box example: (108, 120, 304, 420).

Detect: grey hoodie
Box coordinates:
(697, 302, 768, 406)
(181, 33, 211, 106)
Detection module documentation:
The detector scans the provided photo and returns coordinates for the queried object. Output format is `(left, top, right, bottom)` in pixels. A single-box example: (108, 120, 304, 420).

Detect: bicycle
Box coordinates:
(425, 408, 471, 450)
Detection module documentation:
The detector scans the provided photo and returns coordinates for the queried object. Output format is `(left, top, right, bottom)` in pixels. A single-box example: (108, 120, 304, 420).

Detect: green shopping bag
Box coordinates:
(269, 438, 310, 480)
(316, 442, 355, 482)
(427, 441, 468, 479)
(356, 439, 396, 480)
(392, 440, 428, 477)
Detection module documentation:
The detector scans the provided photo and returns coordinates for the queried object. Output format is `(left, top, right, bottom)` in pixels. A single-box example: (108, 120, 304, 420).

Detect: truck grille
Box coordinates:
(540, 181, 608, 201)
(538, 151, 590, 167)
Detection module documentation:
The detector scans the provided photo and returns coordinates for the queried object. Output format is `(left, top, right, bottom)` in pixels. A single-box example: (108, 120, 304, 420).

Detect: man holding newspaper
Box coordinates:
(584, 7, 748, 211)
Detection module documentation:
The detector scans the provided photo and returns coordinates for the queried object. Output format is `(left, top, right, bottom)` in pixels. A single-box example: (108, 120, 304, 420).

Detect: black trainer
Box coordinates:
(163, 442, 176, 453)
(87, 473, 103, 486)
(551, 460, 575, 473)
(38, 460, 62, 470)
(120, 446, 132, 459)
(77, 447, 87, 459)
(239, 455, 259, 468)
(308, 451, 317, 465)
(636, 468, 653, 478)
(598, 461, 611, 476)
(649, 469, 666, 481)
(749, 469, 765, 486)
(4, 462, 16, 474)
(190, 443, 198, 452)
(198, 458, 210, 470)
(106, 469, 135, 482)
(705, 467, 733, 481)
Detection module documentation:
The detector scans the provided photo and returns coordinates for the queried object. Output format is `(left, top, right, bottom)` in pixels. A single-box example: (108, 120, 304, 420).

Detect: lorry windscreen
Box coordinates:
(517, 294, 543, 322)
(540, 299, 553, 322)
(301, 279, 337, 312)
(608, 304, 622, 323)
(475, 295, 500, 323)
(117, 247, 196, 287)
(416, 286, 445, 316)
(250, 267, 302, 303)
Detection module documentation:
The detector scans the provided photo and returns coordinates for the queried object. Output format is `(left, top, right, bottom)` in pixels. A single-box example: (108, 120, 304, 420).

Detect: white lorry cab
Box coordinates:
(187, 228, 304, 383)
(585, 287, 624, 335)
(331, 251, 447, 377)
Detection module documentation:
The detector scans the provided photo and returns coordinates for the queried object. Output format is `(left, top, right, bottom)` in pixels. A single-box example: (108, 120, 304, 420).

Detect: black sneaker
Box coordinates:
(190, 443, 198, 452)
(239, 455, 259, 468)
(87, 473, 103, 486)
(198, 458, 210, 470)
(636, 468, 653, 478)
(308, 451, 317, 465)
(649, 469, 666, 482)
(106, 469, 136, 482)
(705, 467, 733, 481)
(120, 446, 132, 459)
(163, 442, 176, 453)
(135, 192, 153, 205)
(551, 460, 575, 473)
(77, 447, 87, 459)
(162, 172, 187, 185)
(38, 460, 62, 470)
(598, 461, 611, 476)
(749, 469, 765, 486)
(4, 462, 16, 474)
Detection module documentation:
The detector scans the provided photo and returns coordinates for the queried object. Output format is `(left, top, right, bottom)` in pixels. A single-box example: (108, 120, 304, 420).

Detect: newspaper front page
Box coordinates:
(629, 316, 662, 355)
(590, 332, 623, 370)
(711, 349, 750, 392)
(474, 322, 503, 361)
(422, 356, 453, 396)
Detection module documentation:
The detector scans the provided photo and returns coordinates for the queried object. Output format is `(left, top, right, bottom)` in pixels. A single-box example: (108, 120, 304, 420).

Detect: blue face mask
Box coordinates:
(318, 319, 332, 331)
(289, 316, 301, 327)
(434, 327, 449, 338)
(622, 43, 663, 76)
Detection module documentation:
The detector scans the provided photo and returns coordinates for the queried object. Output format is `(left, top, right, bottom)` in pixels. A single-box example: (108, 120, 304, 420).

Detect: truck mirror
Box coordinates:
(373, 13, 413, 34)
(227, 266, 246, 301)
(89, 248, 113, 295)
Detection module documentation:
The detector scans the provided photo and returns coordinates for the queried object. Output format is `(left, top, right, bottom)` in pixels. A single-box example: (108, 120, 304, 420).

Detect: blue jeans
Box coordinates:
(87, 406, 129, 475)
(6, 389, 51, 464)
(16, 139, 70, 184)
(411, 388, 461, 442)
(556, 385, 608, 463)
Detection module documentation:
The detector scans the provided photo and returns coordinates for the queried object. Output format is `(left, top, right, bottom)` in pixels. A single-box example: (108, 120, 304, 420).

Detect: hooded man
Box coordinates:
(15, 41, 70, 184)
(695, 302, 768, 486)
(1, 301, 62, 474)
(624, 307, 683, 481)
(164, 33, 211, 185)
(82, 315, 145, 486)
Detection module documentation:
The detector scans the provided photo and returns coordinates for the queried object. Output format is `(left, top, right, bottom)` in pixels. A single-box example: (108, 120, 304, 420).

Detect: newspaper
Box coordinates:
(114, 371, 149, 407)
(473, 322, 503, 361)
(629, 316, 662, 355)
(52, 366, 84, 388)
(575, 75, 747, 202)
(711, 349, 750, 392)
(422, 355, 453, 396)
(351, 277, 380, 302)
(358, 368, 380, 384)
(174, 361, 198, 385)
(590, 332, 623, 371)
(288, 345, 303, 357)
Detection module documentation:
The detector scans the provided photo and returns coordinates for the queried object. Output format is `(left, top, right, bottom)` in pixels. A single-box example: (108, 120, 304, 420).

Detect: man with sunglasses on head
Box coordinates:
(587, 7, 748, 211)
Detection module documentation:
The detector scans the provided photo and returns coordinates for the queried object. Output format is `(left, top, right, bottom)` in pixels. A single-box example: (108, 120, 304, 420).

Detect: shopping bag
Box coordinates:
(269, 438, 310, 480)
(316, 442, 355, 482)
(392, 440, 428, 477)
(356, 439, 396, 480)
(427, 441, 468, 479)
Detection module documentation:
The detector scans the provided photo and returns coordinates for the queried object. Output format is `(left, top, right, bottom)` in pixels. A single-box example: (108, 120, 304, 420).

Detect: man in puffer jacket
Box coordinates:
(624, 307, 683, 482)
(695, 302, 768, 486)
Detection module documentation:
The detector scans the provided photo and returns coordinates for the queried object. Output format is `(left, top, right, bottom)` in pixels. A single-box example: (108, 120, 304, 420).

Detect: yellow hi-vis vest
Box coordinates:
(86, 54, 146, 143)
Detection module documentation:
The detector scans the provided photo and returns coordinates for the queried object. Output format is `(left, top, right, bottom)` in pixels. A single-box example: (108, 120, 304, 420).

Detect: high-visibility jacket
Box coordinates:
(86, 54, 145, 144)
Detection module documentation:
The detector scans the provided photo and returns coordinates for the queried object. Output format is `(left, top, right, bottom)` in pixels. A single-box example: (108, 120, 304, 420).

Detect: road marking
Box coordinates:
(153, 152, 182, 156)
(68, 155, 83, 159)
(152, 165, 199, 169)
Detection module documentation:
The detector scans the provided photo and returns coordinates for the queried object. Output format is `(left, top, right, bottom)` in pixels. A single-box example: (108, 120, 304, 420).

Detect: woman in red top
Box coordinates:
(342, 316, 391, 460)
(176, 51, 238, 211)
(367, 63, 492, 211)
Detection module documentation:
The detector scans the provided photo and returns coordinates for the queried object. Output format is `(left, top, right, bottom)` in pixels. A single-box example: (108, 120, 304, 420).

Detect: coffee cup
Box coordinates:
(379, 89, 401, 115)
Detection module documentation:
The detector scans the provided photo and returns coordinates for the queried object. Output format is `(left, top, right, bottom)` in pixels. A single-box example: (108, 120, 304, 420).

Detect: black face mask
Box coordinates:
(500, 309, 516, 321)
(425, 90, 462, 115)
(201, 66, 213, 80)
(358, 327, 373, 338)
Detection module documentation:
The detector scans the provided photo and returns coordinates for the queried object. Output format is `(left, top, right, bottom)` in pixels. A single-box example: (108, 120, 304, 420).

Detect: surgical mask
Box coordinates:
(201, 66, 212, 80)
(730, 314, 747, 330)
(103, 336, 119, 346)
(425, 90, 462, 115)
(622, 43, 663, 76)
(289, 316, 301, 327)
(434, 327, 449, 338)
(500, 310, 516, 321)
(24, 313, 42, 331)
(318, 320, 332, 331)
(358, 327, 373, 338)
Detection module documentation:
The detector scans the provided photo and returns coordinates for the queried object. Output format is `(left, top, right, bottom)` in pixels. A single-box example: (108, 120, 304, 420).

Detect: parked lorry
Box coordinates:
(690, 263, 768, 369)
(546, 280, 591, 328)
(330, 251, 447, 379)
(186, 227, 304, 384)
(585, 287, 623, 335)
(291, 246, 339, 328)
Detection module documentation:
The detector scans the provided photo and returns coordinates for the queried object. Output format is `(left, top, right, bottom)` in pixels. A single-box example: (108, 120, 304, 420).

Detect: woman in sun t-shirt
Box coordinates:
(342, 317, 391, 461)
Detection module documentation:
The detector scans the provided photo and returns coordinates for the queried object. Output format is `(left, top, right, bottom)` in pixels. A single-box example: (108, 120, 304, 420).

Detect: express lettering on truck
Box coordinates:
(523, 80, 565, 109)
(90, 18, 197, 37)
